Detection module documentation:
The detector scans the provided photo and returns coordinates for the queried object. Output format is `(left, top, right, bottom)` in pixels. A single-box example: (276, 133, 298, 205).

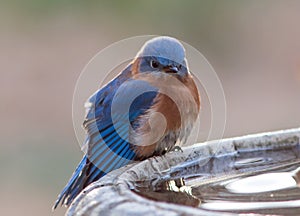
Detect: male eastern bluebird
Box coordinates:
(53, 36, 200, 209)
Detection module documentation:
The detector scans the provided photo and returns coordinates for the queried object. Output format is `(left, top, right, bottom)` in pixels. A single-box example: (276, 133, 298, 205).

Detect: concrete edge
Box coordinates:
(67, 128, 300, 216)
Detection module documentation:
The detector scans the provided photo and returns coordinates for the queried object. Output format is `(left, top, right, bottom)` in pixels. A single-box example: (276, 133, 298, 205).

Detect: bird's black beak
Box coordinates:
(163, 65, 178, 74)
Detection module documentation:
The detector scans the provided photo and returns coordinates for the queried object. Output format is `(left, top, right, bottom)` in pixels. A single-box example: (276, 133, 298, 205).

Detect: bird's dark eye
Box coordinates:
(150, 60, 159, 68)
(178, 64, 182, 70)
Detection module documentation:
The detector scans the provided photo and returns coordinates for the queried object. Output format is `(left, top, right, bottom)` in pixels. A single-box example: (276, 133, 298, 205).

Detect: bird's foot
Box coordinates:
(171, 146, 183, 152)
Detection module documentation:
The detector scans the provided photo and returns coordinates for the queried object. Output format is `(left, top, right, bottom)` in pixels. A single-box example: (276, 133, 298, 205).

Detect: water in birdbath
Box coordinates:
(134, 144, 300, 215)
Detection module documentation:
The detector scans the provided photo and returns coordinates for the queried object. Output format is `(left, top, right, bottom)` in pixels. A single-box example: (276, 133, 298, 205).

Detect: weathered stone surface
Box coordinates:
(67, 128, 300, 216)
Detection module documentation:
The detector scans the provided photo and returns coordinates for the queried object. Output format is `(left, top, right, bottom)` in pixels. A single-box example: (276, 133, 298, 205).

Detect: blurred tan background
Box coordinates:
(1, 1, 300, 215)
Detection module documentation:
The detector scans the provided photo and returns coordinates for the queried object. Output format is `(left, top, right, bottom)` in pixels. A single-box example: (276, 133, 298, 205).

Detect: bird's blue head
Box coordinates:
(134, 36, 189, 77)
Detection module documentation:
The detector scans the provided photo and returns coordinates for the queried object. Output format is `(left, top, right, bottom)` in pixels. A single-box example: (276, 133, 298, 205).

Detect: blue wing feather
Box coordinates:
(54, 67, 159, 208)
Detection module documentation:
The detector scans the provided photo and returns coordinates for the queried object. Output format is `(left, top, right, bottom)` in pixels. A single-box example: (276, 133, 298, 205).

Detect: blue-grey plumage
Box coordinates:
(53, 36, 200, 209)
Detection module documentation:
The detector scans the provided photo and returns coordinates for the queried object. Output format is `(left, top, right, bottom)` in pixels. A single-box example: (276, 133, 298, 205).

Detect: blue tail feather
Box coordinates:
(53, 156, 88, 209)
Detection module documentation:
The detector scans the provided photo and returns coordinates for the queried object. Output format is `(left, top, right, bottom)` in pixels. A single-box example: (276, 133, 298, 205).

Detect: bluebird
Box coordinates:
(53, 36, 200, 209)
